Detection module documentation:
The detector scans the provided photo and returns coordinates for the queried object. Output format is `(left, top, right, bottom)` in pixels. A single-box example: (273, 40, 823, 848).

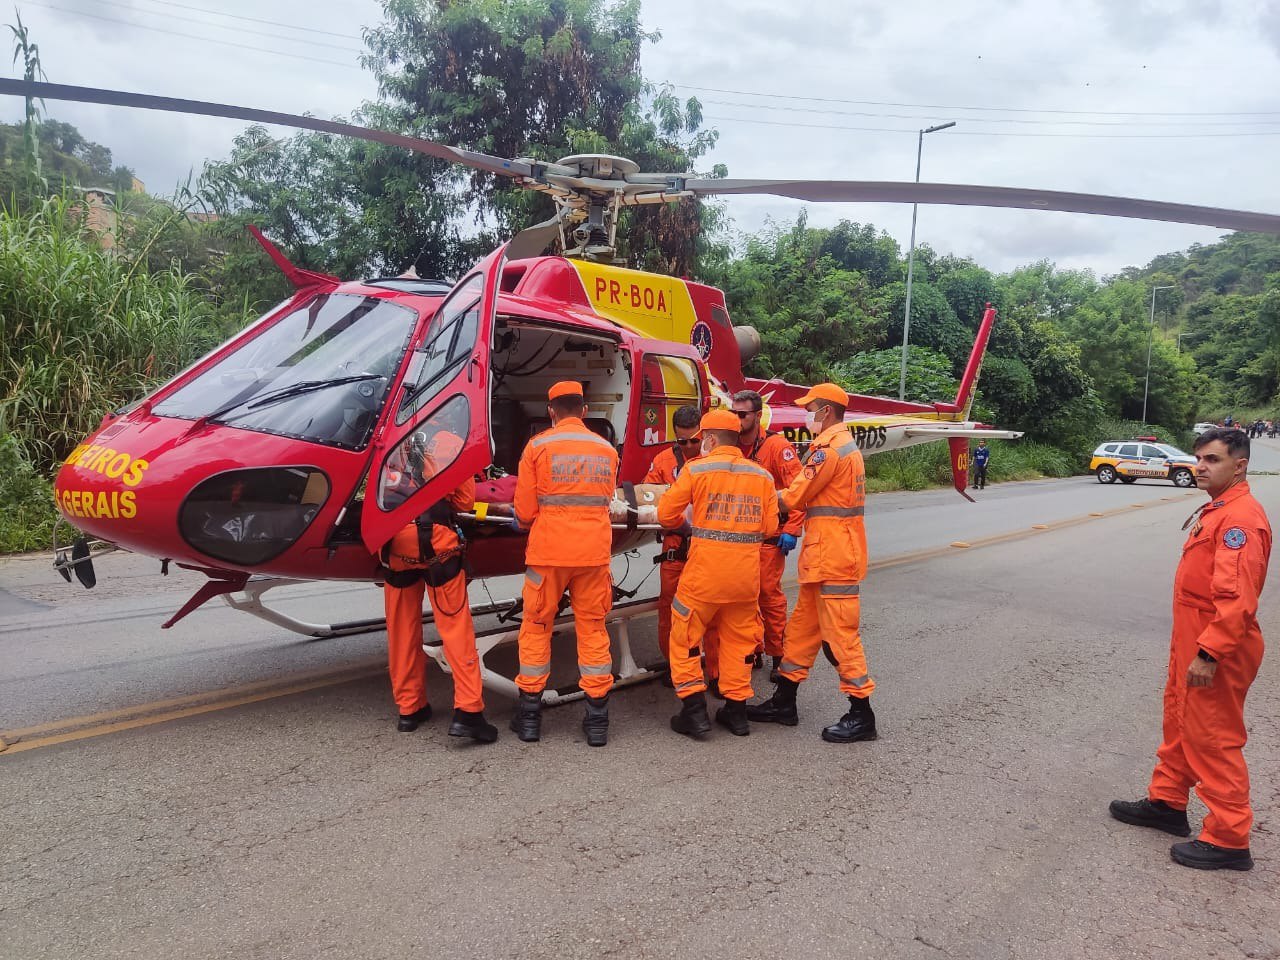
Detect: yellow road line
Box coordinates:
(1, 664, 386, 755)
(2, 491, 1193, 756)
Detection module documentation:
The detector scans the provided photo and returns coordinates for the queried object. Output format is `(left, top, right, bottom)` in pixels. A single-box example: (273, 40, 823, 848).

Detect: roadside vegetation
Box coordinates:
(3, 0, 1279, 550)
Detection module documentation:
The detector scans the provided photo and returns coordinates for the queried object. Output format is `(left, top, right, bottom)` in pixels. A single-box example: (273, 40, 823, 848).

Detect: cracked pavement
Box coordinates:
(3, 473, 1280, 959)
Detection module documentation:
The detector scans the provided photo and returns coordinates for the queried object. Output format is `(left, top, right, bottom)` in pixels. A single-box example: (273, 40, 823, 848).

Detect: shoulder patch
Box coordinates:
(782, 448, 796, 462)
(1224, 527, 1247, 550)
(810, 450, 827, 466)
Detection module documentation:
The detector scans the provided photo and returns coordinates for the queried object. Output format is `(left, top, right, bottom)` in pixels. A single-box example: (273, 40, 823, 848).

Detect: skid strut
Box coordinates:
(220, 576, 663, 705)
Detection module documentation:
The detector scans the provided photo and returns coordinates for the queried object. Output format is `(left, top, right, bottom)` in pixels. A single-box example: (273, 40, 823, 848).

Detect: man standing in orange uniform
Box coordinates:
(1110, 427, 1271, 871)
(658, 409, 780, 738)
(380, 430, 497, 743)
(732, 390, 803, 680)
(644, 404, 720, 675)
(749, 383, 877, 744)
(510, 381, 620, 747)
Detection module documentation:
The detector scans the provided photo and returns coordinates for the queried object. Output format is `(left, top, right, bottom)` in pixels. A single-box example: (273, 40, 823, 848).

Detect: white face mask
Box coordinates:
(805, 410, 822, 433)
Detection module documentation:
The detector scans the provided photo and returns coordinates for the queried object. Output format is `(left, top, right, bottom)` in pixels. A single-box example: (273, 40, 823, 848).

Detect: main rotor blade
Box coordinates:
(682, 178, 1280, 235)
(0, 79, 539, 181)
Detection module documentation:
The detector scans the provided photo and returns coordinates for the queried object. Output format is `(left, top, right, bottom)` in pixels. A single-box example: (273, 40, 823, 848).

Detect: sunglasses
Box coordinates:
(674, 437, 701, 446)
(733, 409, 761, 418)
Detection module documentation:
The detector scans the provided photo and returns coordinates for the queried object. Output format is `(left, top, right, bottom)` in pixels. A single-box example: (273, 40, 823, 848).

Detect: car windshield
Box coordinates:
(152, 294, 418, 450)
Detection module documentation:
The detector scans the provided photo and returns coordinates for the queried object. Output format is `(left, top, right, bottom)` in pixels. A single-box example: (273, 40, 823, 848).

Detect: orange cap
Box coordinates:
(795, 382, 849, 407)
(700, 409, 740, 432)
(548, 380, 583, 401)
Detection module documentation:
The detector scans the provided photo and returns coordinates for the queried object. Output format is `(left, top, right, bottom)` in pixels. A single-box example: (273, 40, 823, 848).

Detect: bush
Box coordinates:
(0, 432, 57, 553)
(864, 438, 1078, 494)
(0, 194, 227, 469)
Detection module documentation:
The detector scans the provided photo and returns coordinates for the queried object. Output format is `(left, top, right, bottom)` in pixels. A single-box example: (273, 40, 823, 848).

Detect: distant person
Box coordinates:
(1109, 428, 1271, 870)
(972, 439, 990, 490)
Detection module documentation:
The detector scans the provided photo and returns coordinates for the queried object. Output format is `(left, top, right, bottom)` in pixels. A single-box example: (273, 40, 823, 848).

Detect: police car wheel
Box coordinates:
(1096, 465, 1117, 484)
(1172, 468, 1194, 488)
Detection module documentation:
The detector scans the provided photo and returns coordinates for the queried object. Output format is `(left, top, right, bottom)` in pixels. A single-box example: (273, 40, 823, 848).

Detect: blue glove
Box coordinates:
(509, 517, 522, 532)
(777, 533, 798, 556)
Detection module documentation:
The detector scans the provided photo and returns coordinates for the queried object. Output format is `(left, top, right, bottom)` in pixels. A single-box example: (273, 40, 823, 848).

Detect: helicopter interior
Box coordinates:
(489, 318, 630, 474)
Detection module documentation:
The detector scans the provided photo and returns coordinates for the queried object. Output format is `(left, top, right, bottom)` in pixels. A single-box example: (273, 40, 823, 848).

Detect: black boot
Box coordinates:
(397, 704, 432, 732)
(769, 656, 781, 684)
(821, 696, 877, 743)
(509, 692, 542, 742)
(1108, 798, 1191, 836)
(1170, 839, 1253, 871)
(582, 695, 609, 747)
(448, 708, 498, 744)
(670, 692, 712, 738)
(746, 677, 799, 726)
(715, 698, 750, 736)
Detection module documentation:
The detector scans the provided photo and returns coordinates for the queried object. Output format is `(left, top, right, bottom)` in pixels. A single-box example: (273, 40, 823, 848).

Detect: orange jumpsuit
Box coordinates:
(777, 423, 874, 698)
(645, 444, 718, 672)
(1148, 481, 1271, 850)
(381, 474, 484, 715)
(656, 447, 780, 702)
(740, 432, 803, 657)
(514, 417, 620, 700)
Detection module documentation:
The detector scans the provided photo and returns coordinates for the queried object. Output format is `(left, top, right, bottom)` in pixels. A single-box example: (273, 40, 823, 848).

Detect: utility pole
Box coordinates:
(899, 121, 956, 401)
(1142, 284, 1176, 424)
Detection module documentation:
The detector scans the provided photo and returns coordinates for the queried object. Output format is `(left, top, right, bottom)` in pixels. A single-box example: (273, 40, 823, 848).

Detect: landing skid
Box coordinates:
(220, 577, 663, 706)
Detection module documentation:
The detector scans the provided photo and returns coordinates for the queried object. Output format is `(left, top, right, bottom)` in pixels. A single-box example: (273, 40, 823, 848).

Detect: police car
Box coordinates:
(1090, 438, 1196, 487)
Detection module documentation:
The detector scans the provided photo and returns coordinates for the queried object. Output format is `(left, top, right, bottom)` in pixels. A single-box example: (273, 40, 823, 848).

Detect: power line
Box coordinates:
(22, 1, 362, 70)
(702, 113, 1280, 139)
(129, 0, 360, 41)
(701, 97, 1280, 129)
(678, 82, 1280, 119)
(84, 0, 364, 53)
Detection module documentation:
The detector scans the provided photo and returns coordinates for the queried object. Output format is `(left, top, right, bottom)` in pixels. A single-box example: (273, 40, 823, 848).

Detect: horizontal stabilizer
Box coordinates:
(903, 427, 1023, 439)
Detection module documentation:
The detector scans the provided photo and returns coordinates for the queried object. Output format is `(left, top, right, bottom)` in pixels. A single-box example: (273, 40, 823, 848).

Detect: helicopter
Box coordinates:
(7, 79, 1280, 701)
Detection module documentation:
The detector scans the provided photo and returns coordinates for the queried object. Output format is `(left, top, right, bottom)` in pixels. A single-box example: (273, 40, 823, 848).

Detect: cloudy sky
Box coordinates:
(5, 0, 1280, 274)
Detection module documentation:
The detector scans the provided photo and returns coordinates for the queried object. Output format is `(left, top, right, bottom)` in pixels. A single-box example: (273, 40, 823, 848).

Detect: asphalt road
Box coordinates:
(3, 446, 1279, 959)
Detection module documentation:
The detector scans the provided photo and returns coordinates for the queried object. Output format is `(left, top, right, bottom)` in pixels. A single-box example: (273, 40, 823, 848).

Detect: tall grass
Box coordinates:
(0, 194, 224, 468)
(865, 439, 1077, 494)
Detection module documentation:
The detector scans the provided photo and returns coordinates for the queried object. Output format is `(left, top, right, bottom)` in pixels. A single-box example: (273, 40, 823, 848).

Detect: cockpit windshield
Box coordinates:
(152, 294, 419, 450)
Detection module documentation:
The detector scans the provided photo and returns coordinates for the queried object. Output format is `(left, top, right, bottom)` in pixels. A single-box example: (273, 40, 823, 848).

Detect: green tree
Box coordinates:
(831, 346, 957, 403)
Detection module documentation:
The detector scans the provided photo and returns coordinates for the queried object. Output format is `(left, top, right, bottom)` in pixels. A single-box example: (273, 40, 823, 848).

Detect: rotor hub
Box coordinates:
(554, 154, 640, 181)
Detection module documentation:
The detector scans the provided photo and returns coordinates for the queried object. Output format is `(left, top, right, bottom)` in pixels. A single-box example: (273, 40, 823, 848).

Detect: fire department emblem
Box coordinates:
(1224, 527, 1247, 549)
(691, 321, 713, 361)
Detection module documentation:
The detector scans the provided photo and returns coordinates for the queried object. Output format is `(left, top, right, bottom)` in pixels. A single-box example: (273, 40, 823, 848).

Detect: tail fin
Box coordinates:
(949, 437, 975, 502)
(948, 303, 998, 419)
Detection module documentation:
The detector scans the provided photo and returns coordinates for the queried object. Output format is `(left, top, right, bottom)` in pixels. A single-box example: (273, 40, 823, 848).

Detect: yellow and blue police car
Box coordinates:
(1089, 438, 1196, 487)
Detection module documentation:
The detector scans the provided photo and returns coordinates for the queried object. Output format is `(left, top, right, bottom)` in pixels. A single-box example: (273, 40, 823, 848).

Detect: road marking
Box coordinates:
(0, 659, 386, 754)
(1, 492, 1191, 756)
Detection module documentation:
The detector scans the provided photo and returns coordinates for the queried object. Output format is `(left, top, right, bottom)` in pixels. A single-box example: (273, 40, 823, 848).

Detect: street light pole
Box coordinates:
(1142, 284, 1175, 424)
(899, 121, 956, 401)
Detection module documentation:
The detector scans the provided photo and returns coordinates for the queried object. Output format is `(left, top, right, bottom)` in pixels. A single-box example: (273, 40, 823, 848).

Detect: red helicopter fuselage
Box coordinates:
(53, 243, 1005, 587)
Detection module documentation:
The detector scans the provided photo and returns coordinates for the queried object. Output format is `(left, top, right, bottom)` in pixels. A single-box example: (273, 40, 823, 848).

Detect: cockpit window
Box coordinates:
(152, 294, 418, 450)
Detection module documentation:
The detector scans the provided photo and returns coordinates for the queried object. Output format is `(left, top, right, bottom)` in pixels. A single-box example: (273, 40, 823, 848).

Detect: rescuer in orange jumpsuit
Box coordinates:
(1110, 428, 1271, 871)
(379, 430, 497, 743)
(657, 409, 780, 738)
(733, 389, 803, 681)
(510, 381, 620, 747)
(749, 383, 878, 744)
(645, 404, 719, 684)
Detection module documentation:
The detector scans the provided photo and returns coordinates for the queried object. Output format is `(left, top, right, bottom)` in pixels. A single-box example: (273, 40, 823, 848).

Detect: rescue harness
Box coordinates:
(379, 500, 468, 589)
(654, 444, 691, 565)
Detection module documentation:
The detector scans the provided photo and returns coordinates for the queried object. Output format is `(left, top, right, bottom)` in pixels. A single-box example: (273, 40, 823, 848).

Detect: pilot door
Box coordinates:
(360, 246, 505, 552)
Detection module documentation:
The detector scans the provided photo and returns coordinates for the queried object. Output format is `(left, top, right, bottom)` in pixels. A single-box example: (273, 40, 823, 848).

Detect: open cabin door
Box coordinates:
(360, 246, 505, 552)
